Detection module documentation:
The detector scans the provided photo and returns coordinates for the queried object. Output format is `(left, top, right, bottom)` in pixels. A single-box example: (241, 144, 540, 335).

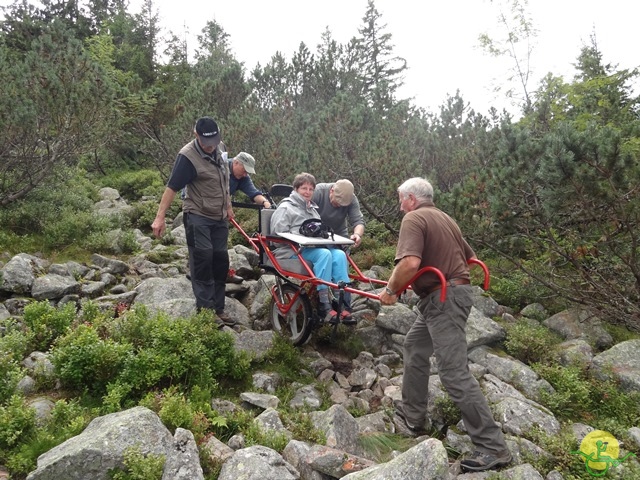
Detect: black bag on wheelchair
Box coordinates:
(299, 219, 334, 240)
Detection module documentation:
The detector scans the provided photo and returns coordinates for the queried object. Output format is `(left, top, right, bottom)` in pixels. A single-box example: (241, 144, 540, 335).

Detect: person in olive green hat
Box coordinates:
(228, 152, 271, 209)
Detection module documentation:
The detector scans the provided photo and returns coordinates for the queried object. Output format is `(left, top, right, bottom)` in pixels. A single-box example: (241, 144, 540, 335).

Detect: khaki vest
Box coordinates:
(180, 141, 230, 220)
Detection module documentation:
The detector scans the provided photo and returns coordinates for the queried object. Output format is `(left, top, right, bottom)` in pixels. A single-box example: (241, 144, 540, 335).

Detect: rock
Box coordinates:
(591, 339, 640, 392)
(31, 274, 81, 301)
(341, 438, 449, 479)
(26, 407, 173, 480)
(218, 445, 299, 480)
(543, 308, 613, 349)
(161, 428, 204, 480)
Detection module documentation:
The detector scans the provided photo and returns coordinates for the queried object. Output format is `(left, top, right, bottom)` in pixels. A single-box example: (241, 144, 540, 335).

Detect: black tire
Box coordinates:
(270, 284, 313, 346)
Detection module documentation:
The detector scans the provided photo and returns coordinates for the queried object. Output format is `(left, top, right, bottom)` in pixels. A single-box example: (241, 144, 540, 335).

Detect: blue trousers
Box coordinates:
(300, 247, 349, 291)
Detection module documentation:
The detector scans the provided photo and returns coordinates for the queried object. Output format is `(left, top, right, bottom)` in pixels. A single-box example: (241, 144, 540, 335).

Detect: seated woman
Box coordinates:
(270, 172, 353, 324)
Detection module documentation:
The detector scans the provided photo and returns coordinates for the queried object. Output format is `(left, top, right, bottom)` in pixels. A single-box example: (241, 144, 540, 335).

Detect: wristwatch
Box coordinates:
(384, 286, 395, 296)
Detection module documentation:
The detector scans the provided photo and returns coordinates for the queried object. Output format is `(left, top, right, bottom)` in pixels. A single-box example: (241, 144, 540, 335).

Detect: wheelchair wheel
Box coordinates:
(270, 283, 313, 346)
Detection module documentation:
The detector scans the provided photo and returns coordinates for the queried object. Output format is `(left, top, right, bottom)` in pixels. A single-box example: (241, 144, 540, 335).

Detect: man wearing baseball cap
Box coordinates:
(229, 152, 271, 209)
(180, 150, 271, 285)
(313, 179, 365, 322)
(151, 116, 236, 328)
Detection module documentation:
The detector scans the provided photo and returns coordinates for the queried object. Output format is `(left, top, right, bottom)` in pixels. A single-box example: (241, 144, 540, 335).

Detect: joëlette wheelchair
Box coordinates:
(231, 184, 489, 346)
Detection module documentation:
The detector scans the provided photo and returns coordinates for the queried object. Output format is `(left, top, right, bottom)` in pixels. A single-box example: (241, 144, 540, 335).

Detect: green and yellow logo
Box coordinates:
(572, 430, 636, 477)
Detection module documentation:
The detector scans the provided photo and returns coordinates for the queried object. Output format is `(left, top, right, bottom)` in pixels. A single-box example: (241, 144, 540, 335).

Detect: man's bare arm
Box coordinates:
(380, 255, 421, 305)
(151, 187, 178, 238)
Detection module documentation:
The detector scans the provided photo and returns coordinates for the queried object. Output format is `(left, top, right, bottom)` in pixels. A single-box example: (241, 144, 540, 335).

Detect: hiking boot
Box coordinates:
(197, 307, 225, 329)
(393, 408, 430, 437)
(216, 311, 237, 327)
(460, 450, 512, 472)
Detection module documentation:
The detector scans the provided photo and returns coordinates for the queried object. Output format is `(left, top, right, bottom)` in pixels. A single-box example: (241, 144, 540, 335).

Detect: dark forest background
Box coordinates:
(1, 0, 639, 330)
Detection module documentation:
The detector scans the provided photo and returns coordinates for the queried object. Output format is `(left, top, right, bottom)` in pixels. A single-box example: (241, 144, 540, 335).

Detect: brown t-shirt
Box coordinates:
(395, 203, 475, 297)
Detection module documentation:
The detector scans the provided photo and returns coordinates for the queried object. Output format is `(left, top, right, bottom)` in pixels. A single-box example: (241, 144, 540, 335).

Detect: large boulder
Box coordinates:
(341, 438, 449, 480)
(27, 407, 173, 480)
(591, 339, 640, 392)
(0, 253, 48, 294)
(543, 308, 613, 349)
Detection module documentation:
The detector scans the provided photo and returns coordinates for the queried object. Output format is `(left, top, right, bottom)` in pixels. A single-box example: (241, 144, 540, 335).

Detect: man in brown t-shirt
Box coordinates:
(380, 177, 511, 473)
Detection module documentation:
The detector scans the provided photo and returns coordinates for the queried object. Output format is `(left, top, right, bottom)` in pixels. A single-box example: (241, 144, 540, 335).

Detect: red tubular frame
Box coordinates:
(230, 217, 490, 304)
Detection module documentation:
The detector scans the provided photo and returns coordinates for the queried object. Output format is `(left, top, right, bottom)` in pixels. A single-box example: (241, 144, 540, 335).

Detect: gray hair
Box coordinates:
(398, 177, 434, 202)
(293, 172, 316, 189)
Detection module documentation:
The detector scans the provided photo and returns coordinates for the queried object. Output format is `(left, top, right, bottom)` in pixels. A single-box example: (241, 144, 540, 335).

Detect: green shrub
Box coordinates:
(5, 398, 99, 475)
(244, 424, 290, 452)
(105, 169, 164, 203)
(115, 311, 227, 392)
(525, 426, 583, 477)
(487, 272, 534, 310)
(144, 248, 178, 265)
(94, 307, 251, 401)
(434, 395, 462, 427)
(42, 211, 118, 252)
(0, 317, 31, 402)
(146, 389, 201, 431)
(82, 221, 141, 255)
(102, 382, 136, 413)
(0, 169, 119, 254)
(534, 364, 594, 419)
(0, 354, 23, 405)
(228, 206, 259, 249)
(51, 324, 133, 394)
(23, 301, 76, 352)
(351, 244, 396, 271)
(49, 399, 94, 437)
(503, 321, 563, 365)
(282, 410, 326, 445)
(260, 334, 306, 379)
(109, 445, 165, 480)
(534, 363, 640, 428)
(602, 323, 640, 344)
(0, 169, 98, 238)
(0, 230, 42, 256)
(588, 381, 640, 428)
(0, 396, 37, 452)
(140, 387, 226, 441)
(125, 201, 162, 232)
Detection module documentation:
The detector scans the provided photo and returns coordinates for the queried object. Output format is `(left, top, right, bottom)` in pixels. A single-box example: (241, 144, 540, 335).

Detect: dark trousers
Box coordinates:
(402, 284, 508, 455)
(184, 212, 229, 312)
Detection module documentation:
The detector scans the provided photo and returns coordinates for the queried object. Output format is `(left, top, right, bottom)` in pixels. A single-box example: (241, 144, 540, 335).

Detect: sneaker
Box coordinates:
(226, 273, 244, 284)
(393, 408, 430, 437)
(340, 310, 356, 325)
(216, 311, 237, 327)
(326, 309, 339, 324)
(460, 450, 512, 472)
(319, 305, 339, 324)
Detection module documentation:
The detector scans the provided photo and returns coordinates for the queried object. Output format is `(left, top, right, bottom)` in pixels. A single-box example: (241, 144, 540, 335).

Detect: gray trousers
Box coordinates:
(184, 213, 229, 312)
(401, 284, 508, 455)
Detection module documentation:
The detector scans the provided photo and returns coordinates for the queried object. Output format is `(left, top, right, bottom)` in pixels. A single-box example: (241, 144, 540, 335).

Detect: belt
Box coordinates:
(426, 278, 470, 295)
